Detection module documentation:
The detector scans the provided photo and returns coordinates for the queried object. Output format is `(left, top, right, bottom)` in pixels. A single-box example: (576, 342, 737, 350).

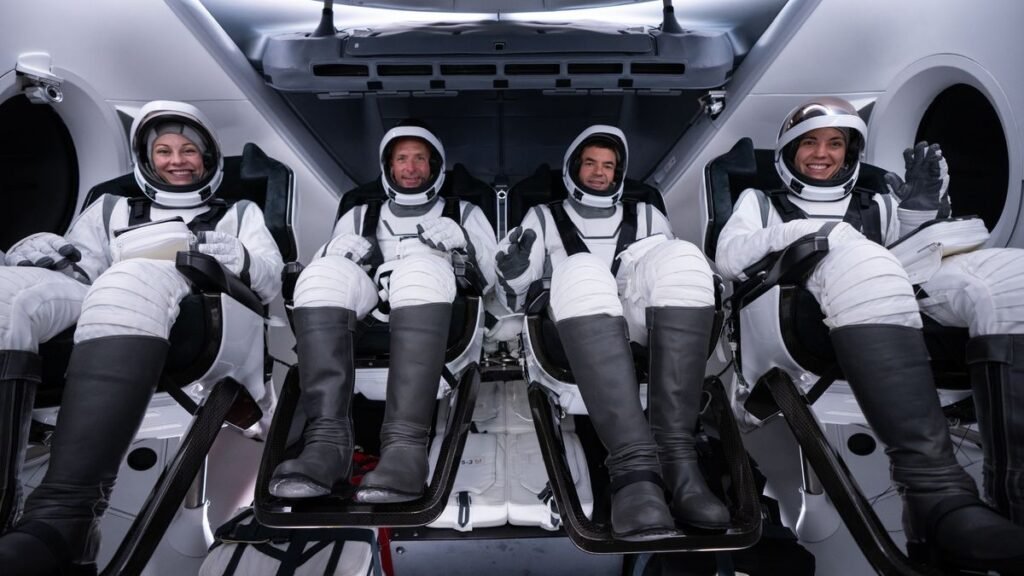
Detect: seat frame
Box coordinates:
(705, 137, 976, 576)
(255, 165, 491, 528)
(511, 165, 762, 553)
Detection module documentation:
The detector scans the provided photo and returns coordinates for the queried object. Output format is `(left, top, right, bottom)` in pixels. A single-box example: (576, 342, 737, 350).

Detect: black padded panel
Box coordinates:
(334, 163, 497, 233)
(507, 164, 666, 230)
(85, 144, 296, 261)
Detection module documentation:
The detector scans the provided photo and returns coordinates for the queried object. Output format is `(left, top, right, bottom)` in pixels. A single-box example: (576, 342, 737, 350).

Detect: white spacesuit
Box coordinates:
(494, 125, 728, 541)
(0, 100, 283, 576)
(715, 97, 1024, 572)
(269, 122, 497, 504)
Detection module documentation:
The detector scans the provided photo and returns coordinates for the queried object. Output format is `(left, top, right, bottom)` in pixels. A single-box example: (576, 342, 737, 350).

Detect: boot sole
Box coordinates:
(613, 526, 681, 542)
(353, 486, 423, 504)
(269, 477, 331, 499)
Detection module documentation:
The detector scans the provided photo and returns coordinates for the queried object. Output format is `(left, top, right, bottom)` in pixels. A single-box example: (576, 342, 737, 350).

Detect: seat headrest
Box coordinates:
(703, 137, 891, 257)
(507, 164, 666, 230)
(335, 163, 498, 234)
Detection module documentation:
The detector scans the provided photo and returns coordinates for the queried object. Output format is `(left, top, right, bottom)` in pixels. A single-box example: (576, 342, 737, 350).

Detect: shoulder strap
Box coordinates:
(186, 199, 229, 234)
(610, 200, 638, 276)
(766, 189, 807, 223)
(547, 200, 589, 257)
(442, 197, 461, 222)
(842, 188, 883, 245)
(126, 197, 152, 227)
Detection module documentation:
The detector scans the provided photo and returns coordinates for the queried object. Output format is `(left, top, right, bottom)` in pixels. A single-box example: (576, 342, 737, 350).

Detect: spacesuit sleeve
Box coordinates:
(228, 201, 285, 303)
(645, 205, 676, 239)
(460, 202, 499, 294)
(331, 207, 361, 238)
(714, 188, 833, 281)
(63, 196, 115, 283)
(895, 198, 941, 240)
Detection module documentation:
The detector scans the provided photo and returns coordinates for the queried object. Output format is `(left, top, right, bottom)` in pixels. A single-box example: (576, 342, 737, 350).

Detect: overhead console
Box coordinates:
(260, 18, 735, 95)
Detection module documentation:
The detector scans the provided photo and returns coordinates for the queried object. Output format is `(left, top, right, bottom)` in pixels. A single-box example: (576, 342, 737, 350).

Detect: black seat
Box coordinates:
(703, 138, 972, 415)
(255, 163, 493, 528)
(509, 164, 762, 554)
(22, 143, 295, 576)
(704, 137, 973, 576)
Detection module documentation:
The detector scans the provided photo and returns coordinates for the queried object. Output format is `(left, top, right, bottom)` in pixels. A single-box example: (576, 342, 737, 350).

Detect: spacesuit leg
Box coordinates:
(627, 240, 730, 528)
(833, 326, 1024, 572)
(549, 253, 676, 540)
(805, 243, 1024, 570)
(0, 260, 190, 574)
(0, 350, 40, 532)
(967, 334, 1024, 526)
(270, 256, 378, 498)
(355, 253, 457, 503)
(900, 248, 1024, 525)
(0, 268, 87, 532)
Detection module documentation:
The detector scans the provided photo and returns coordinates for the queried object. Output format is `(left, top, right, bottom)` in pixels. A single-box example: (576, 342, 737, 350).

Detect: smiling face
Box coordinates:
(152, 133, 205, 185)
(389, 137, 432, 189)
(793, 127, 847, 181)
(577, 144, 618, 192)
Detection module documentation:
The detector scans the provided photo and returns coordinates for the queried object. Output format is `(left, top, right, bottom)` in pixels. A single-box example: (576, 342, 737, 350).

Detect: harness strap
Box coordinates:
(125, 197, 230, 235)
(547, 200, 638, 276)
(765, 188, 883, 244)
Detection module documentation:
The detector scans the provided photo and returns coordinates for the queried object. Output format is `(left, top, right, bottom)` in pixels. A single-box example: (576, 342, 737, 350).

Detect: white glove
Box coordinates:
(416, 217, 468, 252)
(196, 231, 248, 276)
(320, 233, 372, 263)
(5, 232, 82, 270)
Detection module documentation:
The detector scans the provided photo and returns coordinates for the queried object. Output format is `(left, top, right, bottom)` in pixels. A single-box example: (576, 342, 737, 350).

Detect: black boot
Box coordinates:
(967, 334, 1024, 525)
(1, 350, 40, 531)
(832, 324, 1024, 573)
(270, 307, 358, 498)
(355, 302, 451, 504)
(558, 313, 677, 541)
(647, 306, 730, 530)
(0, 336, 167, 576)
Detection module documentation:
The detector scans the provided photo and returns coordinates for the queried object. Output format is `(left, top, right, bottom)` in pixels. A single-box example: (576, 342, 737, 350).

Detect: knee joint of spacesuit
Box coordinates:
(635, 239, 715, 308)
(550, 253, 622, 322)
(815, 239, 921, 328)
(293, 256, 379, 317)
(76, 259, 191, 342)
(388, 254, 457, 310)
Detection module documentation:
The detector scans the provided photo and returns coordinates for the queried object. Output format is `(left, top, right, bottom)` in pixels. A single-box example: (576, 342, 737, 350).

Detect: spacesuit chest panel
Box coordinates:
(374, 199, 447, 262)
(773, 189, 884, 245)
(124, 197, 229, 234)
(547, 200, 637, 275)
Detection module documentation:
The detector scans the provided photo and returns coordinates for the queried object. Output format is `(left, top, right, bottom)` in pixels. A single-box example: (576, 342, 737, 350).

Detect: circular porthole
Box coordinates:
(916, 84, 1008, 231)
(0, 95, 79, 251)
(867, 55, 1020, 246)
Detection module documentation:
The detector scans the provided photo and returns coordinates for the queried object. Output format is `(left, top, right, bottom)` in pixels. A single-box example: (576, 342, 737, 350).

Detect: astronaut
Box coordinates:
(495, 125, 729, 541)
(0, 100, 283, 575)
(715, 96, 1024, 571)
(269, 122, 497, 504)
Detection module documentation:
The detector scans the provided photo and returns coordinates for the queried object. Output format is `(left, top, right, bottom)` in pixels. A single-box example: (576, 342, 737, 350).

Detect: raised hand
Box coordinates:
(495, 226, 537, 282)
(884, 141, 949, 212)
(5, 232, 81, 270)
(416, 217, 468, 252)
